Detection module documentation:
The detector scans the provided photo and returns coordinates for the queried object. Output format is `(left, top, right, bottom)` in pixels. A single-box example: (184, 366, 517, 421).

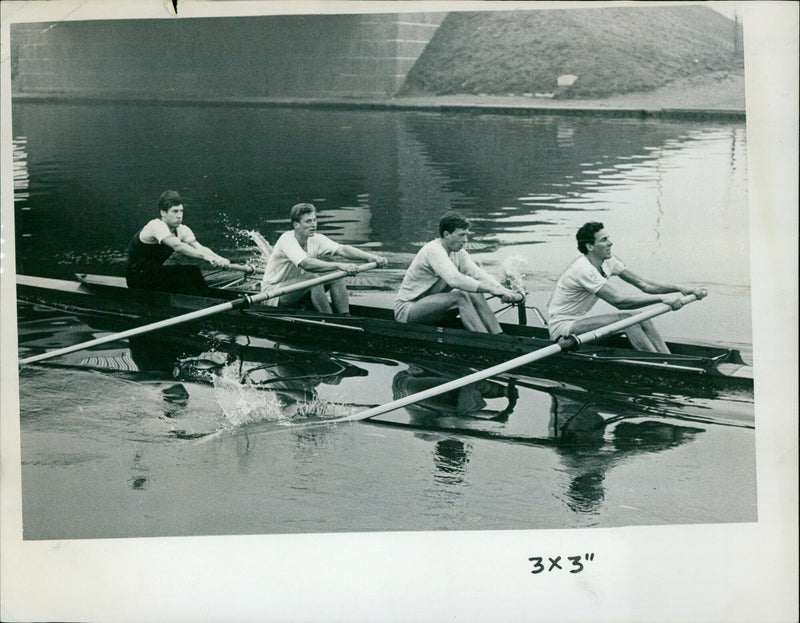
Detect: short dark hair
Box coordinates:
(576, 221, 604, 254)
(290, 202, 316, 223)
(439, 211, 470, 237)
(158, 190, 183, 214)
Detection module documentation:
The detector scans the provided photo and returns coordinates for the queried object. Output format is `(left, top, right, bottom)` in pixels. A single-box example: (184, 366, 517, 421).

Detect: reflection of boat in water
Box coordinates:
(15, 302, 374, 435)
(373, 361, 707, 450)
(375, 361, 608, 445)
(128, 325, 374, 423)
(380, 361, 708, 511)
(16, 303, 208, 377)
(16, 302, 746, 444)
(16, 301, 369, 386)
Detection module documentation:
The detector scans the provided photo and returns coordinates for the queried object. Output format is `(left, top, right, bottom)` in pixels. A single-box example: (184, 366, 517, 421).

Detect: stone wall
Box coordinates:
(11, 13, 446, 98)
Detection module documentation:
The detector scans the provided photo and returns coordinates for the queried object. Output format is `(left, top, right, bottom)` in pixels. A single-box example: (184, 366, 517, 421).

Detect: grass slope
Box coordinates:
(401, 5, 743, 98)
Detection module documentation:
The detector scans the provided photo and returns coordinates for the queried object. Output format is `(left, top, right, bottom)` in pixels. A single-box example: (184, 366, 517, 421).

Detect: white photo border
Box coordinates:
(1, 2, 797, 621)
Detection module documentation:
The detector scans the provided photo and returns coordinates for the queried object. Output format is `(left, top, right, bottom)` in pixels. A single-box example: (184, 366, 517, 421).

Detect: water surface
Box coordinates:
(17, 306, 755, 539)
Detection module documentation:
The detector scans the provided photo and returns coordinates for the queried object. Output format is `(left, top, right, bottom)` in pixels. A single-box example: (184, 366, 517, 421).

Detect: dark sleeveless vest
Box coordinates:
(125, 228, 208, 294)
(126, 228, 174, 275)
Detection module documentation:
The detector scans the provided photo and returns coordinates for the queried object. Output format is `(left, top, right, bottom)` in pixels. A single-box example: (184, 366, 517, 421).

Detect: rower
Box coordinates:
(260, 202, 387, 314)
(547, 221, 707, 353)
(394, 211, 524, 333)
(126, 190, 233, 295)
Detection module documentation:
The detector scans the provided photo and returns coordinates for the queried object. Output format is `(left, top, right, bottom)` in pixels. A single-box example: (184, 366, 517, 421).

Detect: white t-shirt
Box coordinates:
(261, 231, 341, 302)
(139, 219, 196, 245)
(547, 255, 626, 336)
(396, 238, 498, 303)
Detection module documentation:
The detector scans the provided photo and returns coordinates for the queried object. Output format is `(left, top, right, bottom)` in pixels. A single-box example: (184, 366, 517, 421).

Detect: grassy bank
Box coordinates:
(401, 5, 744, 100)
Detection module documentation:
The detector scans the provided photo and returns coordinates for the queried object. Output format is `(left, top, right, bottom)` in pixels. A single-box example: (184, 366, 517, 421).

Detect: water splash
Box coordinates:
(500, 256, 530, 295)
(293, 394, 357, 421)
(212, 362, 287, 427)
(218, 223, 272, 277)
(219, 224, 272, 257)
(244, 229, 273, 260)
(210, 362, 358, 429)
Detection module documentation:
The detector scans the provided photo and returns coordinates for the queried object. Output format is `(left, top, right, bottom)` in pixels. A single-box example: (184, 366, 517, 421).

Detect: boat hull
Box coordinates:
(15, 274, 753, 393)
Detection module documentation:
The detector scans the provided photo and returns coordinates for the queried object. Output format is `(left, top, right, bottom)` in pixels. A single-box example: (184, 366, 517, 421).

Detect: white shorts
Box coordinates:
(393, 298, 415, 323)
(547, 318, 575, 341)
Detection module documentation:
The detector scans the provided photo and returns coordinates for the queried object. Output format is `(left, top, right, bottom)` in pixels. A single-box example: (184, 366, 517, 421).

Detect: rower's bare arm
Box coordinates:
(619, 269, 707, 299)
(187, 240, 230, 267)
(298, 256, 354, 274)
(596, 281, 682, 310)
(336, 245, 388, 267)
(162, 236, 219, 264)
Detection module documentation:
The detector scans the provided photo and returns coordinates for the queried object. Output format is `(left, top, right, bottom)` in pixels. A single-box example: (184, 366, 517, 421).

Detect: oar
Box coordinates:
(19, 263, 377, 365)
(204, 263, 256, 283)
(228, 263, 256, 274)
(332, 294, 698, 423)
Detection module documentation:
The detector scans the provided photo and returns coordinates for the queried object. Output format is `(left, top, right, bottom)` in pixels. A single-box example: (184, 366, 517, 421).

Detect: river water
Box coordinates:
(11, 101, 755, 539)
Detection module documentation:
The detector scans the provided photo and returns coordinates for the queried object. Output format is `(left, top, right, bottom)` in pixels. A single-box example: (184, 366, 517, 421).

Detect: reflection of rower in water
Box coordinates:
(390, 365, 518, 487)
(128, 332, 208, 374)
(391, 365, 518, 421)
(550, 394, 705, 514)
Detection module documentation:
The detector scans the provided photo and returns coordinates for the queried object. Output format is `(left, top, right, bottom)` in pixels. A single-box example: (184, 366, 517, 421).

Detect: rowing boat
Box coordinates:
(15, 272, 753, 392)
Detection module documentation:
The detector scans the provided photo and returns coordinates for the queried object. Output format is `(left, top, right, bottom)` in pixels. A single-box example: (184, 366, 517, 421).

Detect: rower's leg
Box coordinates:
(455, 292, 497, 333)
(467, 292, 503, 334)
(637, 319, 671, 353)
(408, 291, 500, 333)
(571, 314, 630, 334)
(309, 285, 334, 313)
(278, 288, 313, 308)
(569, 313, 659, 352)
(571, 314, 666, 353)
(328, 280, 350, 315)
(405, 292, 461, 325)
(620, 325, 662, 352)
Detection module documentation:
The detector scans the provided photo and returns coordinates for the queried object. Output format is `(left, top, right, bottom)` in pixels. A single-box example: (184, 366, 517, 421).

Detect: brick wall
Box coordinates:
(11, 13, 446, 99)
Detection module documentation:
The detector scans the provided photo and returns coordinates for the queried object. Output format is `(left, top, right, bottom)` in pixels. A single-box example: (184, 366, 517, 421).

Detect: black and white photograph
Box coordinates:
(1, 1, 796, 621)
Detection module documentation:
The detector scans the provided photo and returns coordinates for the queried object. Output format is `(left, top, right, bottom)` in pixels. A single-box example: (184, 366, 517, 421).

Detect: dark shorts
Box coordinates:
(126, 265, 209, 295)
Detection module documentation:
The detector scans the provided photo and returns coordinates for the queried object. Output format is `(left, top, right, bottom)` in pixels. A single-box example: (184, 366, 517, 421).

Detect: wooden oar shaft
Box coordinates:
(19, 262, 377, 365)
(339, 294, 697, 422)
